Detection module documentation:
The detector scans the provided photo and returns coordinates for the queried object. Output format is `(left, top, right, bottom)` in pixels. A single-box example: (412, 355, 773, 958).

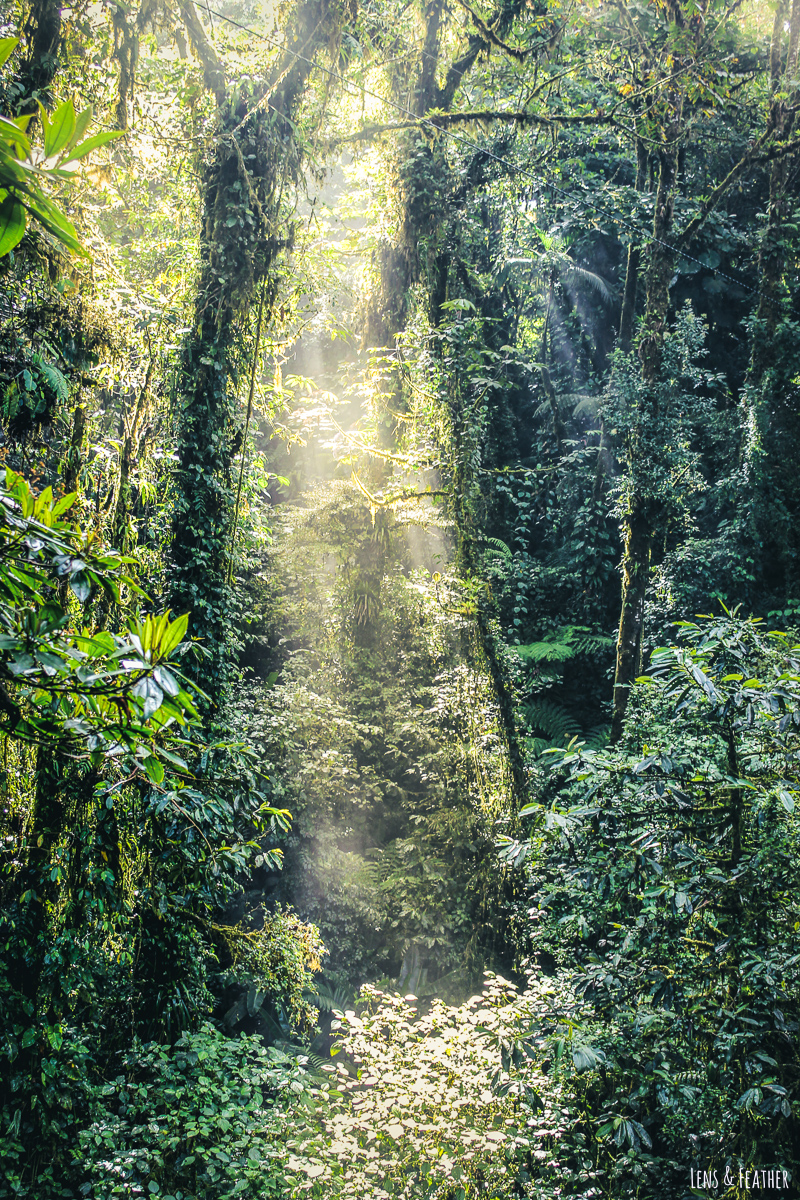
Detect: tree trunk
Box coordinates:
(20, 0, 62, 108)
(113, 354, 154, 550)
(742, 0, 800, 588)
(610, 74, 684, 741)
(751, 0, 798, 359)
(618, 137, 648, 354)
(610, 501, 653, 742)
(170, 0, 344, 710)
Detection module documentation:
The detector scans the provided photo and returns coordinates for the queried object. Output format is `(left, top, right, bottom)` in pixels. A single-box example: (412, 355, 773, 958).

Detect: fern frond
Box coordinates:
(516, 635, 575, 663)
(346, 857, 381, 890)
(518, 626, 614, 663)
(524, 735, 554, 757)
(481, 536, 513, 560)
(31, 354, 70, 403)
(365, 842, 405, 883)
(572, 632, 615, 656)
(517, 642, 575, 663)
(523, 699, 581, 743)
(572, 396, 600, 419)
(304, 1052, 331, 1072)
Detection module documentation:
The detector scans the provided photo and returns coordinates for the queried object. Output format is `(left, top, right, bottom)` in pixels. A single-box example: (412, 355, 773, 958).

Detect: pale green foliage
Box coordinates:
(281, 975, 593, 1199)
(240, 481, 512, 986)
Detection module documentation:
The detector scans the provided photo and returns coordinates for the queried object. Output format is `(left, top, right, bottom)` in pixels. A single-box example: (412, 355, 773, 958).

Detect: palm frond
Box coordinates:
(307, 981, 356, 1014)
(561, 262, 616, 305)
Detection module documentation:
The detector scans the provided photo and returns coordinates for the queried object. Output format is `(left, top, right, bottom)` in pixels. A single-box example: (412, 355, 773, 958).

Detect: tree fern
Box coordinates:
(516, 625, 614, 663)
(523, 698, 582, 743)
(571, 629, 615, 656)
(505, 244, 616, 306)
(517, 632, 577, 663)
(571, 396, 600, 420)
(533, 390, 596, 422)
(523, 706, 609, 756)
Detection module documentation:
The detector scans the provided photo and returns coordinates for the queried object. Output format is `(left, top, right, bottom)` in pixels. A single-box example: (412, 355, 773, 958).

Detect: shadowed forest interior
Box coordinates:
(1, 0, 799, 1195)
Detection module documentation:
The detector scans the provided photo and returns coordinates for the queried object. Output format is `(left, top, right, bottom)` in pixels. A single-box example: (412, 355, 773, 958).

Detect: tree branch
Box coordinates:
(755, 135, 800, 164)
(177, 0, 226, 105)
(452, 0, 527, 63)
(334, 106, 616, 146)
(677, 127, 774, 248)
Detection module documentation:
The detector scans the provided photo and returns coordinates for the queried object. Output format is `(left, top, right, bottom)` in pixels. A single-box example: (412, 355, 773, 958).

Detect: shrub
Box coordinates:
(78, 1024, 316, 1200)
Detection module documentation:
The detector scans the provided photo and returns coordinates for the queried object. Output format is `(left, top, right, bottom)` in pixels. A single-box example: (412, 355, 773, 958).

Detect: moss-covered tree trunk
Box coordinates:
(171, 0, 344, 709)
(610, 14, 687, 743)
(618, 136, 648, 355)
(19, 0, 62, 107)
(364, 0, 532, 345)
(363, 0, 538, 802)
(742, 0, 800, 591)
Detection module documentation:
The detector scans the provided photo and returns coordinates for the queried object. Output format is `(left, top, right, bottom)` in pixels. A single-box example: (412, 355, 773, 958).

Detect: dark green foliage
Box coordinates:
(0, 466, 309, 1196)
(744, 311, 800, 596)
(77, 1024, 315, 1199)
(500, 613, 800, 1195)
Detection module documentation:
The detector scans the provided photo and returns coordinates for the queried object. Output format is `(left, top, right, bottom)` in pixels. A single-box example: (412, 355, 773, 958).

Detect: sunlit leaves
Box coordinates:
(0, 192, 25, 257)
(0, 92, 121, 256)
(281, 975, 578, 1198)
(0, 36, 18, 69)
(0, 468, 199, 754)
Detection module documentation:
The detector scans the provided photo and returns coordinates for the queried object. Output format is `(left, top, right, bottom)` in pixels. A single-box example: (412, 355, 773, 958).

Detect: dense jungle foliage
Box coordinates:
(1, 0, 799, 1195)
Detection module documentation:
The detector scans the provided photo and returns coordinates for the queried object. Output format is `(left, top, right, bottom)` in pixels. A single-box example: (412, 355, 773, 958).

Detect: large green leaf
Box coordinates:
(0, 145, 34, 187)
(0, 36, 18, 69)
(69, 571, 92, 604)
(40, 99, 77, 160)
(0, 113, 31, 156)
(21, 190, 82, 252)
(0, 192, 26, 257)
(72, 104, 93, 145)
(61, 129, 123, 164)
